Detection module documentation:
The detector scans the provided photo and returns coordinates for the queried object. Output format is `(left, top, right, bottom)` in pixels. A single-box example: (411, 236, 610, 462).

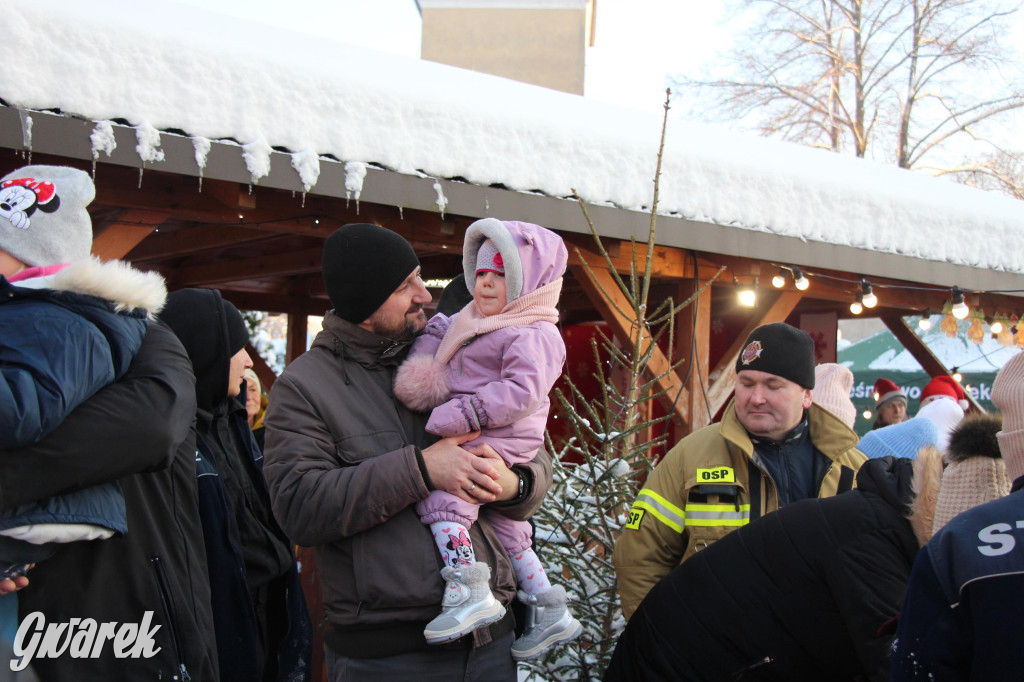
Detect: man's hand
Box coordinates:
(421, 432, 502, 503)
(465, 443, 520, 502)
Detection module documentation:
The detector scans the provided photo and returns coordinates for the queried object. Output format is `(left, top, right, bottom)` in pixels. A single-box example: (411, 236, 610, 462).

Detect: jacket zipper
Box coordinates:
(457, 340, 472, 377)
(150, 555, 191, 682)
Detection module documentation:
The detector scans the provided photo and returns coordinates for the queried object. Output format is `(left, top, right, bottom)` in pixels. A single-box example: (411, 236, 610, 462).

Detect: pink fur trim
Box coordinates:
(394, 354, 450, 412)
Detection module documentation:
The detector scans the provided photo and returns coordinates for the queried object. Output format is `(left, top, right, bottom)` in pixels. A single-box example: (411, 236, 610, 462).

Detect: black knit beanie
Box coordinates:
(161, 288, 250, 410)
(436, 273, 473, 317)
(735, 322, 816, 389)
(322, 223, 420, 323)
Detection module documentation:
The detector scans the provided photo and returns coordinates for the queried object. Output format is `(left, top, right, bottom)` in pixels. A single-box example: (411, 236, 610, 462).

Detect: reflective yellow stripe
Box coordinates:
(632, 488, 686, 533)
(684, 503, 750, 527)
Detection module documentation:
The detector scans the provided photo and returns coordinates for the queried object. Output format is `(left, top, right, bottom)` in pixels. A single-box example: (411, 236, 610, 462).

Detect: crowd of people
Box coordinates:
(2, 163, 1022, 681)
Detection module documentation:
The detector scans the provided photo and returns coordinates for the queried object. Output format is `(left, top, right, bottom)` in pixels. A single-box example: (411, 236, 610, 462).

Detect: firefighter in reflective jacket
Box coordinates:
(613, 323, 866, 619)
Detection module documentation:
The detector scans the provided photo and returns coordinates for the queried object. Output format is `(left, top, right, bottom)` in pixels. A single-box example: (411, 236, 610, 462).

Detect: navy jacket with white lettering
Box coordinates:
(891, 479, 1024, 681)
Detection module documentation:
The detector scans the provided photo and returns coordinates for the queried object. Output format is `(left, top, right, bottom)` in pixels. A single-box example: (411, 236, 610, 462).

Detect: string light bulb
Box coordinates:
(793, 268, 809, 291)
(860, 279, 877, 308)
(772, 269, 787, 288)
(951, 287, 969, 320)
(952, 367, 963, 383)
(918, 309, 932, 331)
(862, 410, 873, 421)
(989, 317, 1005, 334)
(850, 295, 864, 315)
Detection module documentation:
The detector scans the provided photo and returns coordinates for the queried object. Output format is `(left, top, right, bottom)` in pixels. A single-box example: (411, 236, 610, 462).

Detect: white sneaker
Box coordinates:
(423, 562, 506, 645)
(511, 586, 584, 661)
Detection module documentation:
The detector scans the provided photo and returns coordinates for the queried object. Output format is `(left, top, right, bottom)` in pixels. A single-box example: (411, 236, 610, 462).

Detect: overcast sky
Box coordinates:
(168, 0, 726, 116)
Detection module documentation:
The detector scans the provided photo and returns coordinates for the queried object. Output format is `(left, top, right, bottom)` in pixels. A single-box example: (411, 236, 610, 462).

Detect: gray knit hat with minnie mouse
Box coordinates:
(0, 165, 94, 267)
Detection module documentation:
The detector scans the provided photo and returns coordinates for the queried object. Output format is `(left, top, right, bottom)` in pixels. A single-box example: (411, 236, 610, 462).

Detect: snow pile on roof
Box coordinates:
(3, 0, 1024, 273)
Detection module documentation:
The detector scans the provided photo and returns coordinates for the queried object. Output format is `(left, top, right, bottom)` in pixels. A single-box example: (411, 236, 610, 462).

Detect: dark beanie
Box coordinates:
(735, 322, 816, 389)
(161, 288, 250, 410)
(322, 223, 420, 323)
(436, 273, 473, 317)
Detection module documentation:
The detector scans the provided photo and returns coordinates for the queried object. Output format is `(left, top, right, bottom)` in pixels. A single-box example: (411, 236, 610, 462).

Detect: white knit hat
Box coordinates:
(813, 363, 856, 429)
(0, 165, 94, 268)
(915, 398, 965, 454)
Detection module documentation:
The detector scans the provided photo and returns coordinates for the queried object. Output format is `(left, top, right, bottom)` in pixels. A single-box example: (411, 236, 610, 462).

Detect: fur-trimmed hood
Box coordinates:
(461, 219, 567, 302)
(14, 256, 167, 318)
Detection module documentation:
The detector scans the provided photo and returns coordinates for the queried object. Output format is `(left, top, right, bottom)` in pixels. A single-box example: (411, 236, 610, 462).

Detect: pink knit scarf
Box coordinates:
(435, 278, 562, 367)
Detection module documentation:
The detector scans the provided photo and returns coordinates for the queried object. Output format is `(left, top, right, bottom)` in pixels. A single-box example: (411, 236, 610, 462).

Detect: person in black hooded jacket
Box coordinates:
(161, 288, 311, 682)
(0, 320, 218, 681)
(605, 456, 925, 682)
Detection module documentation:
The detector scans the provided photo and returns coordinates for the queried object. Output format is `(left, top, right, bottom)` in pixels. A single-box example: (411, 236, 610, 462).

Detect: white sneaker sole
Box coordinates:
(423, 601, 506, 645)
(511, 617, 583, 661)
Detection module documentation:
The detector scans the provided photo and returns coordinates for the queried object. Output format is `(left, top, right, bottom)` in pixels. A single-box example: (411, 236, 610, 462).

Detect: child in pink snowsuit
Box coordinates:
(394, 218, 582, 660)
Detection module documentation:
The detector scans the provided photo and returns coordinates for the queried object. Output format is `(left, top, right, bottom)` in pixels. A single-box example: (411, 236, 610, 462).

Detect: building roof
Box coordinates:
(2, 0, 1023, 295)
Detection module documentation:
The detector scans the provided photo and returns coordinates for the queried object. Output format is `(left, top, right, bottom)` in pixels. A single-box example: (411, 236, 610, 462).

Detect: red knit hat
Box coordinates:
(921, 376, 968, 410)
(873, 378, 907, 409)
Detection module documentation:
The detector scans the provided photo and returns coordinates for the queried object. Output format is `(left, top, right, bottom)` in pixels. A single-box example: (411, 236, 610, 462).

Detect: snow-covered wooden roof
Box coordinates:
(2, 0, 1023, 294)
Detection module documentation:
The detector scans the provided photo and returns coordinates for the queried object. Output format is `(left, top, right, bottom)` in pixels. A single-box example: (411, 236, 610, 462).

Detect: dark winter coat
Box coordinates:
(890, 477, 1024, 681)
(263, 312, 553, 656)
(163, 288, 311, 682)
(0, 259, 166, 561)
(1, 321, 219, 681)
(606, 457, 921, 682)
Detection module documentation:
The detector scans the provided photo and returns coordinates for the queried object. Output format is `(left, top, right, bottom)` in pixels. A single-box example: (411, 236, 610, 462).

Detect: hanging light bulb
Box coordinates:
(793, 268, 809, 291)
(850, 295, 864, 315)
(737, 277, 757, 307)
(771, 268, 787, 288)
(862, 410, 873, 421)
(860, 279, 877, 308)
(990, 317, 1005, 334)
(952, 367, 963, 383)
(918, 309, 932, 331)
(951, 287, 969, 320)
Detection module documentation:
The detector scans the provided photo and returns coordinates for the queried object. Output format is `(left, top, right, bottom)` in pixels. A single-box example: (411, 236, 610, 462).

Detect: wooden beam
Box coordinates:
(564, 235, 703, 281)
(172, 247, 323, 286)
(219, 290, 328, 317)
(675, 281, 713, 432)
(568, 251, 691, 427)
(882, 315, 986, 413)
(705, 291, 803, 418)
(286, 312, 308, 364)
(91, 210, 168, 260)
(128, 224, 272, 261)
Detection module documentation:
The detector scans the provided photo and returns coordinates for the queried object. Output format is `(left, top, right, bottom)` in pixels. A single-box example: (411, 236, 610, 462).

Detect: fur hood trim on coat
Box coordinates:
(44, 256, 167, 318)
(908, 445, 943, 547)
(946, 412, 1003, 463)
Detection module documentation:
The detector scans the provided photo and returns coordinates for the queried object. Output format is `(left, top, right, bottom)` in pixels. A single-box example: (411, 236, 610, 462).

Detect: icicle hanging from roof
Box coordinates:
(18, 111, 32, 164)
(90, 121, 116, 178)
(242, 135, 272, 191)
(344, 161, 366, 213)
(291, 150, 321, 207)
(134, 121, 165, 188)
(193, 136, 211, 192)
(433, 181, 448, 220)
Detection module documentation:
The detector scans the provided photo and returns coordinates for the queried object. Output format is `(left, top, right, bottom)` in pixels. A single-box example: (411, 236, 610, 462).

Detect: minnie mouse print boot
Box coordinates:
(423, 561, 505, 645)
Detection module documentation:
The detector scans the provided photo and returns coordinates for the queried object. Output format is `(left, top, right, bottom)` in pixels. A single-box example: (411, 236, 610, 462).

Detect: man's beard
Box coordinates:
(368, 306, 427, 342)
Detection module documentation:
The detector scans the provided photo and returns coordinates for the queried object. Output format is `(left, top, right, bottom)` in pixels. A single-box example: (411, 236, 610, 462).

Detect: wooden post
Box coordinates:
(286, 312, 308, 364)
